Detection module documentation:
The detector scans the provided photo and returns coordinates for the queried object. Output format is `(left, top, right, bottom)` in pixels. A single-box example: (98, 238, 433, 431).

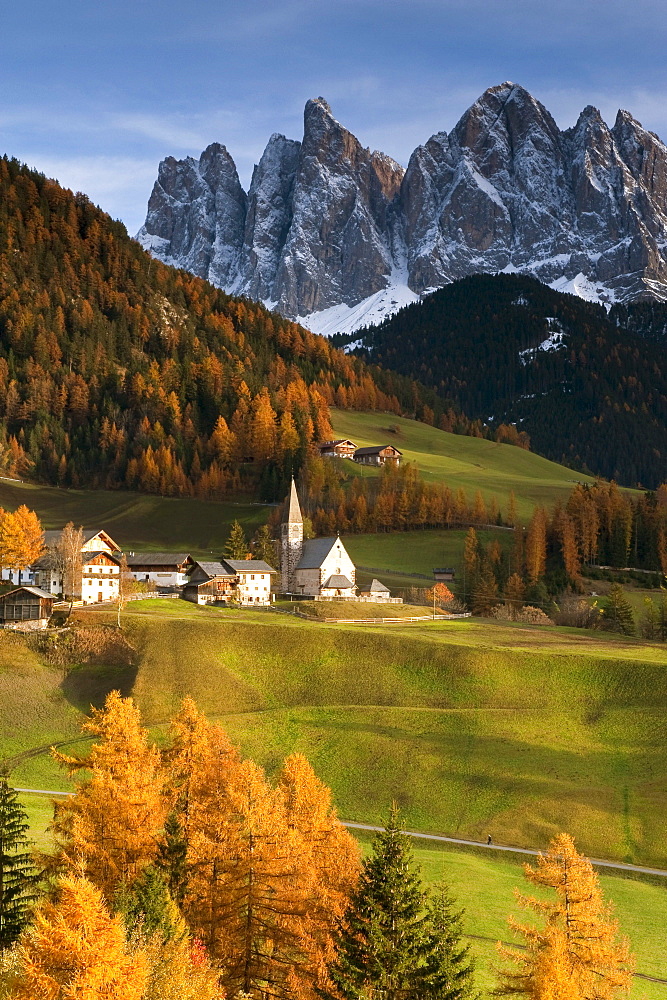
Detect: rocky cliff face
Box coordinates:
(137, 84, 667, 331)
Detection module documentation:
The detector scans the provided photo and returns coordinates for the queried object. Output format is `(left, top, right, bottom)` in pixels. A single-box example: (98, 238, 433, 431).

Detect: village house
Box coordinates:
(353, 444, 402, 467)
(220, 559, 277, 605)
(318, 439, 357, 459)
(32, 528, 122, 605)
(126, 552, 194, 589)
(182, 561, 236, 605)
(182, 558, 277, 606)
(0, 586, 55, 629)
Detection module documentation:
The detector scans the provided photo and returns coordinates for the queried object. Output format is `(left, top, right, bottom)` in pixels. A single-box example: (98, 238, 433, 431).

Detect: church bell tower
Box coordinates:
(281, 478, 304, 593)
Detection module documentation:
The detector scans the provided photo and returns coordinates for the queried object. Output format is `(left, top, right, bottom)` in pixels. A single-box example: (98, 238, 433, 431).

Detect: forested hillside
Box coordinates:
(348, 274, 667, 487)
(0, 157, 488, 502)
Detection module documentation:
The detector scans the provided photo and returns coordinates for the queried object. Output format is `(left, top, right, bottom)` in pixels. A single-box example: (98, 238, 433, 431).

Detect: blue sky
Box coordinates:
(2, 0, 667, 235)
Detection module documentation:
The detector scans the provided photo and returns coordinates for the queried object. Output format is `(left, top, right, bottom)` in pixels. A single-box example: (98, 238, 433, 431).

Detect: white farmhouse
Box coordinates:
(32, 528, 122, 605)
(221, 559, 276, 605)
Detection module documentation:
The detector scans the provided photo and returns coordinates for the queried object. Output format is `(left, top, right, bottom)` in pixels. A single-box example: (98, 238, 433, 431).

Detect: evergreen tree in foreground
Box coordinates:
(329, 804, 428, 1000)
(0, 777, 37, 949)
(423, 887, 479, 1000)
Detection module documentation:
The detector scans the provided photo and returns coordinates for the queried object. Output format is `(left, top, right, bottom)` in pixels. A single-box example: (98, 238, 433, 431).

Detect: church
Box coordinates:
(281, 480, 357, 598)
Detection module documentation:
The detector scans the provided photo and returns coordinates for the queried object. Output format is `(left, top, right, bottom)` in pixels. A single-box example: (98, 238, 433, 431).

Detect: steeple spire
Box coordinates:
(287, 477, 303, 524)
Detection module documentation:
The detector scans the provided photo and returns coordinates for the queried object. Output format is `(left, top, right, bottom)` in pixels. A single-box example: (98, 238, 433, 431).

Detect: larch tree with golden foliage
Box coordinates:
(8, 871, 147, 1000)
(0, 506, 44, 584)
(277, 754, 360, 998)
(494, 833, 633, 1000)
(52, 691, 167, 900)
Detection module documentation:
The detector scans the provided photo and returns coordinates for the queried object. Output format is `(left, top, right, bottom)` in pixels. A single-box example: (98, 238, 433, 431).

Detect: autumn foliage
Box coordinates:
(45, 693, 359, 1000)
(495, 834, 633, 999)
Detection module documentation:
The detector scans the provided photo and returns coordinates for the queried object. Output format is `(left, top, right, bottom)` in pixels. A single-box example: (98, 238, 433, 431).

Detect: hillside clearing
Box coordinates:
(330, 409, 615, 521)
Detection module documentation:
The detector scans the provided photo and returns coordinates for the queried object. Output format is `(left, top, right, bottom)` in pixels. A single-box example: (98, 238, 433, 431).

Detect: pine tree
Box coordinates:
(422, 886, 479, 1000)
(329, 804, 427, 1000)
(601, 584, 636, 636)
(9, 872, 148, 999)
(494, 833, 633, 999)
(156, 811, 189, 905)
(252, 524, 277, 567)
(471, 562, 499, 616)
(114, 865, 179, 941)
(0, 778, 37, 949)
(224, 520, 248, 560)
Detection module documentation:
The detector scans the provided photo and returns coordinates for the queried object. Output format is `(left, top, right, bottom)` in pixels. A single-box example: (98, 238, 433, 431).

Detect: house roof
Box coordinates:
(354, 445, 403, 457)
(322, 574, 355, 590)
(296, 537, 339, 570)
(126, 552, 191, 567)
(81, 550, 121, 565)
(319, 439, 356, 448)
(0, 586, 54, 601)
(189, 561, 235, 579)
(361, 578, 390, 593)
(43, 528, 121, 551)
(222, 559, 277, 574)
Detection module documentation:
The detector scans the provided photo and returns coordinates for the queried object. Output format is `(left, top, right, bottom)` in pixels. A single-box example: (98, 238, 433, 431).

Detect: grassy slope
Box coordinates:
(405, 837, 667, 998)
(8, 601, 667, 870)
(345, 528, 514, 591)
(0, 479, 268, 556)
(330, 409, 604, 522)
(5, 602, 667, 997)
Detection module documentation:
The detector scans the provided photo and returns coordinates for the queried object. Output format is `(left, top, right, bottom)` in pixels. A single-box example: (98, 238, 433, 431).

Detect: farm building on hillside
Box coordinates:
(0, 586, 55, 628)
(433, 567, 456, 582)
(126, 552, 194, 589)
(318, 439, 357, 459)
(353, 445, 402, 466)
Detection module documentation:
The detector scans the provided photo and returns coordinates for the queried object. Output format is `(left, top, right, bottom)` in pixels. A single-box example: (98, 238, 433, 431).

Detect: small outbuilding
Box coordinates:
(353, 445, 402, 467)
(359, 578, 391, 600)
(433, 567, 456, 582)
(0, 586, 55, 628)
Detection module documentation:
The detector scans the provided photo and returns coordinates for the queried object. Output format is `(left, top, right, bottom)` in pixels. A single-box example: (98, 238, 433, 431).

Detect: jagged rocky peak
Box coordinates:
(138, 86, 667, 333)
(138, 142, 247, 288)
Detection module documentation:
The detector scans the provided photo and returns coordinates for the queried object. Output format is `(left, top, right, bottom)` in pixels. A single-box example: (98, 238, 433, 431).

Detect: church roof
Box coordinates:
(296, 537, 339, 570)
(286, 479, 302, 524)
(322, 574, 354, 590)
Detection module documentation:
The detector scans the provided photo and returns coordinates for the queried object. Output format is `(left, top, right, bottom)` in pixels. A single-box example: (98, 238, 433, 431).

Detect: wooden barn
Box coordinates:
(0, 586, 55, 627)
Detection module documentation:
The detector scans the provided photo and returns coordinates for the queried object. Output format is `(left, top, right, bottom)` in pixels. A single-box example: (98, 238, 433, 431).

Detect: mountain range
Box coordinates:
(138, 83, 667, 334)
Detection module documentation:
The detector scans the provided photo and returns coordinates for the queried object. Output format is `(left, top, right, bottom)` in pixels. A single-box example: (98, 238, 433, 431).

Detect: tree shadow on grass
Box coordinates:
(60, 662, 138, 713)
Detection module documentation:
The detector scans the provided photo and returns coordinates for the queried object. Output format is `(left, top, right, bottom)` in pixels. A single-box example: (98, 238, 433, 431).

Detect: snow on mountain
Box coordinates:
(138, 84, 667, 334)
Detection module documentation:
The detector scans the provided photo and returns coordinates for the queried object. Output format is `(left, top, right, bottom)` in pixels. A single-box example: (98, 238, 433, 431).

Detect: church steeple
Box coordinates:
(281, 478, 304, 593)
(286, 477, 303, 525)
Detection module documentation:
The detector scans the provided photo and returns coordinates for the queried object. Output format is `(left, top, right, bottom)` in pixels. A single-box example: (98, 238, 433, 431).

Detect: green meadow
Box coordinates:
(0, 479, 268, 555)
(4, 601, 667, 996)
(6, 601, 667, 870)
